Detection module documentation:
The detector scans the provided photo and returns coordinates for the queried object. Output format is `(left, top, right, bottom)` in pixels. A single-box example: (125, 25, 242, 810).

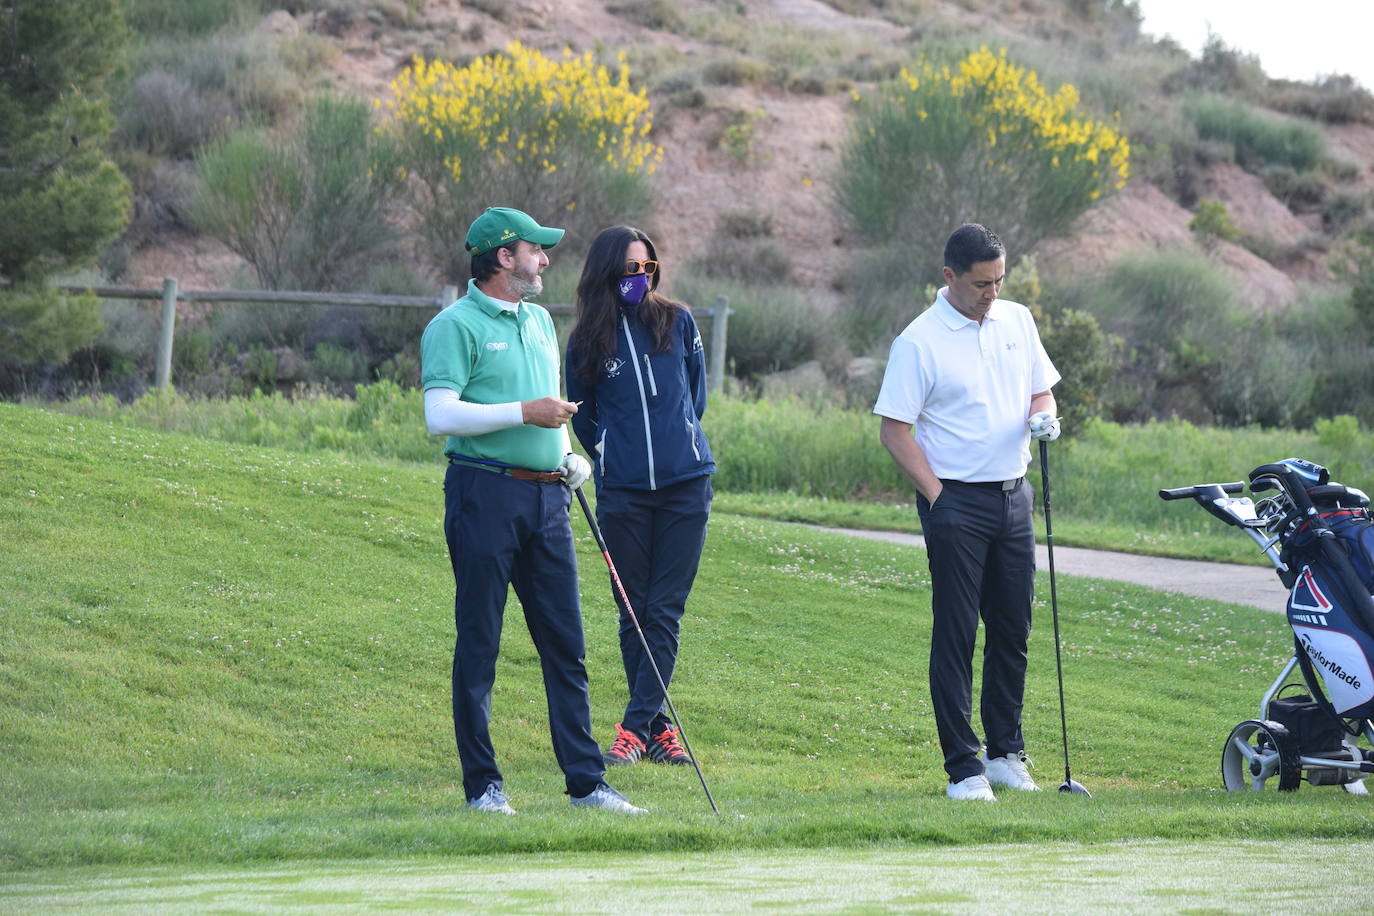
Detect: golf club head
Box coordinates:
(1058, 778, 1091, 797)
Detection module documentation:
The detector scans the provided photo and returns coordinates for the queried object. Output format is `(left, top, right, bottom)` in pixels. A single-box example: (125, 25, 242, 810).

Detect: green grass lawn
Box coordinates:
(3, 403, 1372, 893)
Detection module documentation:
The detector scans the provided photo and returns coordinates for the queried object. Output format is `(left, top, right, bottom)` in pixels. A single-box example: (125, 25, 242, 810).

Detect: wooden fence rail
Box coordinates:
(58, 279, 730, 394)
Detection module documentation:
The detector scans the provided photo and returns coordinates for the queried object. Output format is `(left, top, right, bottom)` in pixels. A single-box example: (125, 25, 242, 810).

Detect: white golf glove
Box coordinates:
(1028, 411, 1061, 442)
(559, 453, 591, 489)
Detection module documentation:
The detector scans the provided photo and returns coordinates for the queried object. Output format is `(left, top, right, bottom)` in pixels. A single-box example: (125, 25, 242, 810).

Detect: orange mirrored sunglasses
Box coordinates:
(624, 259, 659, 276)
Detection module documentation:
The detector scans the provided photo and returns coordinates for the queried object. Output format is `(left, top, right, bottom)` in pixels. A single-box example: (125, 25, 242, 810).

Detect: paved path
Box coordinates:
(812, 526, 1291, 613)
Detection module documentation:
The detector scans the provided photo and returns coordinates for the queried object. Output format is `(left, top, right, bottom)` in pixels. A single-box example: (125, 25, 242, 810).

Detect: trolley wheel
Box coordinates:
(1222, 719, 1301, 792)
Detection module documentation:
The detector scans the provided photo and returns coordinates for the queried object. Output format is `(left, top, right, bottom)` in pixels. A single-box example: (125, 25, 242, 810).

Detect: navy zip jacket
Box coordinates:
(565, 304, 715, 491)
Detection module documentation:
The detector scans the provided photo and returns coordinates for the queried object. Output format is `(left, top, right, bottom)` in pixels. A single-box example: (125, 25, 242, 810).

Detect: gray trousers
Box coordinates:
(916, 478, 1035, 784)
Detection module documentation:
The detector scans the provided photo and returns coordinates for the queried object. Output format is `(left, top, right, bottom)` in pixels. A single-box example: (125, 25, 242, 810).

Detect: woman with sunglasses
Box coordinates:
(565, 226, 715, 768)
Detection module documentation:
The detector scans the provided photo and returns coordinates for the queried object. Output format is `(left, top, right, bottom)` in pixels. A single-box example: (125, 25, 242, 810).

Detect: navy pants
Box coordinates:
(596, 475, 712, 742)
(443, 464, 604, 800)
(916, 479, 1035, 784)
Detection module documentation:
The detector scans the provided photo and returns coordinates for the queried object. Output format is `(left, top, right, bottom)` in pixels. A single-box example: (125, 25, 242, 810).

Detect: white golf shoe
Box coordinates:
(570, 784, 647, 814)
(984, 752, 1041, 791)
(946, 773, 997, 801)
(466, 784, 516, 815)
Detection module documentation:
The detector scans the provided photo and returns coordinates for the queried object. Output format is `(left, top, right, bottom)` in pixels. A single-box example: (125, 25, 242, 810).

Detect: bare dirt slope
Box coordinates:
(129, 0, 1374, 313)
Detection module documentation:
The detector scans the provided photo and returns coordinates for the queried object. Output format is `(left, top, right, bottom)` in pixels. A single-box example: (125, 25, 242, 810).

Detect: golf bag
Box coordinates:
(1160, 457, 1374, 791)
(1269, 463, 1374, 722)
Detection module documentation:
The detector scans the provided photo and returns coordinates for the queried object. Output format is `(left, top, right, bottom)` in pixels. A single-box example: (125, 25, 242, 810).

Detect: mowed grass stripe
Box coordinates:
(3, 840, 1372, 913)
(2, 403, 1371, 871)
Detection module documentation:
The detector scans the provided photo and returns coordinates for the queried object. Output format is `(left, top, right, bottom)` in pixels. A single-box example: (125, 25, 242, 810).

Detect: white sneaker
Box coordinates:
(984, 752, 1041, 791)
(570, 784, 647, 814)
(947, 774, 997, 801)
(466, 784, 516, 815)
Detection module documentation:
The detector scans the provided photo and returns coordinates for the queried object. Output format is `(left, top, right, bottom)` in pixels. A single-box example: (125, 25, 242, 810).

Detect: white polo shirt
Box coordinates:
(873, 290, 1060, 482)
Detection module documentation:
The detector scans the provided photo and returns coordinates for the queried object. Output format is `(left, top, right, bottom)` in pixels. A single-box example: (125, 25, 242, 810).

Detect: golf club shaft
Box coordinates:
(1039, 439, 1075, 785)
(574, 486, 719, 814)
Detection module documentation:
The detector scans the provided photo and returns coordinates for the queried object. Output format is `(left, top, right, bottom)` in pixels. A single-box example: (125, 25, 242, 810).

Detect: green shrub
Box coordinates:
(701, 56, 772, 87)
(836, 47, 1130, 280)
(123, 0, 263, 36)
(712, 109, 767, 163)
(704, 395, 906, 497)
(1061, 249, 1239, 423)
(1188, 199, 1240, 243)
(717, 209, 774, 239)
(1038, 306, 1122, 433)
(672, 273, 825, 380)
(118, 70, 234, 158)
(1322, 189, 1368, 231)
(834, 245, 936, 351)
(1315, 414, 1362, 451)
(279, 32, 340, 78)
(1267, 74, 1374, 126)
(605, 0, 687, 34)
(1261, 165, 1327, 211)
(384, 43, 659, 281)
(1183, 92, 1325, 172)
(191, 94, 404, 291)
(309, 342, 367, 389)
(1163, 33, 1267, 97)
(690, 212, 791, 284)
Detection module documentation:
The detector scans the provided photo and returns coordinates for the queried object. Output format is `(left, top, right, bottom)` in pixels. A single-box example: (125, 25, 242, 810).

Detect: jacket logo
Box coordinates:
(603, 357, 625, 378)
(486, 341, 509, 351)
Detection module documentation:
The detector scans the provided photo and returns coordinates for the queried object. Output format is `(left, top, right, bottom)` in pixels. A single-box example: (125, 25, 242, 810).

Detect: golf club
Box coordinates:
(573, 485, 719, 814)
(1039, 438, 1092, 797)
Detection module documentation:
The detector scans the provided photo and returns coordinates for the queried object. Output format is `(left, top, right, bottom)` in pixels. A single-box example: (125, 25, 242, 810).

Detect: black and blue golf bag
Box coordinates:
(1160, 457, 1374, 791)
(1269, 461, 1374, 721)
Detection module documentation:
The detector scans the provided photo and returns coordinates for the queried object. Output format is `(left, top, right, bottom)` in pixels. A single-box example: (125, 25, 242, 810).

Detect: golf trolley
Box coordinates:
(1160, 458, 1374, 794)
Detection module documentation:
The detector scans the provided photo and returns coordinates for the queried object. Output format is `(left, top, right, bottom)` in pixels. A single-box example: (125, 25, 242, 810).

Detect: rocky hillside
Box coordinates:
(124, 0, 1374, 315)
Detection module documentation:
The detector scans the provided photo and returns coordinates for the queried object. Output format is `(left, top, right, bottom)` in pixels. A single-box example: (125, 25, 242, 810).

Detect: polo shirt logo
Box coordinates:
(486, 341, 509, 351)
(1005, 342, 1017, 350)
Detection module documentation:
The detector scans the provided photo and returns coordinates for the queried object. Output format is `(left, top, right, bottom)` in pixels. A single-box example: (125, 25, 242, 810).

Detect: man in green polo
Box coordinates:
(421, 206, 644, 815)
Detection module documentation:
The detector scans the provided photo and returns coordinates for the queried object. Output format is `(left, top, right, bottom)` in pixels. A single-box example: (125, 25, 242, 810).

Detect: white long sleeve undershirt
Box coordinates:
(424, 387, 523, 437)
(424, 387, 574, 453)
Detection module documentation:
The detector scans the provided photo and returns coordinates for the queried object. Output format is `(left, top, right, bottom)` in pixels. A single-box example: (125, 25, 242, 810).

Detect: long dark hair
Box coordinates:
(569, 226, 682, 384)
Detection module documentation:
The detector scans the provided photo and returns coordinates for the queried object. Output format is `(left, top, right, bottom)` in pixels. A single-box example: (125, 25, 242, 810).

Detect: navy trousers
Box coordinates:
(596, 475, 712, 742)
(443, 464, 605, 800)
(916, 479, 1035, 784)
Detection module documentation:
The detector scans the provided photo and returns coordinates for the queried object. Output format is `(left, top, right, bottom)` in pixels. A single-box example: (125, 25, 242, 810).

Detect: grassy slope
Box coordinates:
(2, 403, 1372, 871)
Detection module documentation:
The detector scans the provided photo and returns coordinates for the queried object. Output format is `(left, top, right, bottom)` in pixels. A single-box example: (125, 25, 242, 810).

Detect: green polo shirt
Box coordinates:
(420, 279, 564, 471)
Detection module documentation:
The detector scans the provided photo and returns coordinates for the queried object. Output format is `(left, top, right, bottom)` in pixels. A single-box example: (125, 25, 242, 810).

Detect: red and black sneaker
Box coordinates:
(646, 724, 693, 766)
(603, 722, 646, 766)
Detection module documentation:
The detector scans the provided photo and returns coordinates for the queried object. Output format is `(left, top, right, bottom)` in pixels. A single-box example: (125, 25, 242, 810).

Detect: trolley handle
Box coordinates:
(1158, 482, 1245, 501)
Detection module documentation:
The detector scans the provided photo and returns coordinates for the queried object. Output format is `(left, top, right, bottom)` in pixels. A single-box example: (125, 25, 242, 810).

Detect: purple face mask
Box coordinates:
(616, 273, 651, 306)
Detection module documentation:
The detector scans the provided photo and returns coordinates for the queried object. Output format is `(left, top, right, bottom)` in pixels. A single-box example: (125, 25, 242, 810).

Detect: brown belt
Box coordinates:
(509, 468, 563, 483)
(448, 456, 563, 483)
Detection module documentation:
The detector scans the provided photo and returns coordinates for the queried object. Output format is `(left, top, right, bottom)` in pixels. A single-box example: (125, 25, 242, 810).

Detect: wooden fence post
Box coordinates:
(155, 276, 178, 392)
(709, 294, 730, 393)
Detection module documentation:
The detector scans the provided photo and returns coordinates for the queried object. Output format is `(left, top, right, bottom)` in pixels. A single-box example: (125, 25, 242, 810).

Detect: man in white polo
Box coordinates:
(873, 223, 1062, 802)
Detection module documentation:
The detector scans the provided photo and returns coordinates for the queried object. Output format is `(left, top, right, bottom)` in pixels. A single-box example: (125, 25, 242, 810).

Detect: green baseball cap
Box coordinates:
(465, 207, 565, 256)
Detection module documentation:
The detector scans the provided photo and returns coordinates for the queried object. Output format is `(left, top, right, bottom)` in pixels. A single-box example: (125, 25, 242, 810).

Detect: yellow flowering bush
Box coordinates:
(384, 42, 662, 277)
(837, 47, 1130, 269)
